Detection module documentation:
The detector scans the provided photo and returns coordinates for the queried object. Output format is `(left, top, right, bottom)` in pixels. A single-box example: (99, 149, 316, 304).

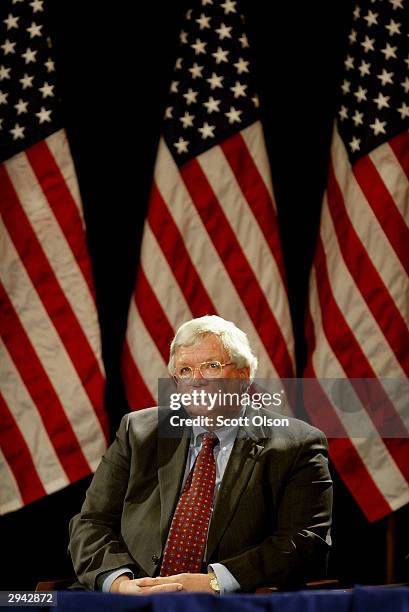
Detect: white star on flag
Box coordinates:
(225, 105, 242, 123)
(198, 121, 215, 138)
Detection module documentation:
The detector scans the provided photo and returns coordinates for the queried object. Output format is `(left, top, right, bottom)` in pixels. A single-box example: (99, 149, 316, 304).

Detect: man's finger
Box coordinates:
(134, 576, 174, 586)
(119, 581, 184, 595)
(150, 583, 184, 593)
(132, 583, 184, 595)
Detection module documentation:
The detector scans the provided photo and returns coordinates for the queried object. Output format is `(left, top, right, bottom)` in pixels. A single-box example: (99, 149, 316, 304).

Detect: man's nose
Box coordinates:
(189, 366, 207, 385)
(192, 365, 204, 377)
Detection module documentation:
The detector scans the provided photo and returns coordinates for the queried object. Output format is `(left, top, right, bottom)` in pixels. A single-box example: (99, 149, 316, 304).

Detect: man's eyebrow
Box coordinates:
(176, 356, 220, 365)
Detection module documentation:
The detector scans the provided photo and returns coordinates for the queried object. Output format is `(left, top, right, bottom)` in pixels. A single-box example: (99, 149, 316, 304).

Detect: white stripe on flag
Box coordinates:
(5, 152, 104, 369)
(240, 122, 276, 205)
(0, 447, 24, 515)
(126, 299, 168, 401)
(141, 223, 192, 330)
(0, 220, 106, 468)
(309, 270, 409, 511)
(0, 339, 69, 491)
(154, 138, 281, 379)
(46, 130, 84, 216)
(332, 130, 408, 326)
(369, 141, 409, 228)
(198, 144, 294, 360)
(320, 194, 406, 377)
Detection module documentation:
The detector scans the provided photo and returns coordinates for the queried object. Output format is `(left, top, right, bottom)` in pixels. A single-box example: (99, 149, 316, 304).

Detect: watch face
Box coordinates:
(208, 571, 220, 593)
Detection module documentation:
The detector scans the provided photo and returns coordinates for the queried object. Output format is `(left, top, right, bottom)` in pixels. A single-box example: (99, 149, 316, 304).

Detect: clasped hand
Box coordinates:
(111, 572, 213, 594)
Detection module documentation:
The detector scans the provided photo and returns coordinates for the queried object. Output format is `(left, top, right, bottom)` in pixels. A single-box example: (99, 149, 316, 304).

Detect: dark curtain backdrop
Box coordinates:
(1, 0, 408, 591)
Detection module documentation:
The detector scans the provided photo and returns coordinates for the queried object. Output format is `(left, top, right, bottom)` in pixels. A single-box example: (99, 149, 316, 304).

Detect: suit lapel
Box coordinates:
(206, 407, 267, 561)
(157, 425, 190, 547)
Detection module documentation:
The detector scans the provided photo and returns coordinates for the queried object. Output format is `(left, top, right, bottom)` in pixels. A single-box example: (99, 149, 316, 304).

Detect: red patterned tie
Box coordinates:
(160, 432, 218, 576)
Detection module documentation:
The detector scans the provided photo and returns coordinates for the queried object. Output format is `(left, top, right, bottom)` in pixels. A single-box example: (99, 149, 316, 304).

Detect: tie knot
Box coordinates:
(202, 432, 218, 449)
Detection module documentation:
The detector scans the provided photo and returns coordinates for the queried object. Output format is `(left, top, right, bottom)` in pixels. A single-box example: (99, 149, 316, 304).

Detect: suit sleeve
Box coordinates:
(68, 414, 139, 590)
(220, 429, 333, 591)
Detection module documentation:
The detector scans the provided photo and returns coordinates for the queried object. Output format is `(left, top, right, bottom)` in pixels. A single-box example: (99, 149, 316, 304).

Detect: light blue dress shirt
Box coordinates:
(101, 419, 242, 594)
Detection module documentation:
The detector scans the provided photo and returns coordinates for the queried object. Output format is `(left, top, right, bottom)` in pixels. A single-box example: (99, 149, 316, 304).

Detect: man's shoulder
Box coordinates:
(120, 406, 180, 438)
(250, 405, 327, 448)
(120, 406, 160, 438)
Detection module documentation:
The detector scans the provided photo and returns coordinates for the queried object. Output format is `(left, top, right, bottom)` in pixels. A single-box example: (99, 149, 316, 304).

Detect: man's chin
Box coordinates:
(184, 405, 242, 423)
(184, 405, 215, 419)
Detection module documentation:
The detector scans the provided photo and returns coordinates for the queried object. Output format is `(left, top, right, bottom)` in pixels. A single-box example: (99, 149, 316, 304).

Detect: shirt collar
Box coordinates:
(191, 405, 245, 449)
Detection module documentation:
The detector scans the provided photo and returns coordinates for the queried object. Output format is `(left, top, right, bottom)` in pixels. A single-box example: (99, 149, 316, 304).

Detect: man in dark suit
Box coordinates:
(68, 315, 332, 594)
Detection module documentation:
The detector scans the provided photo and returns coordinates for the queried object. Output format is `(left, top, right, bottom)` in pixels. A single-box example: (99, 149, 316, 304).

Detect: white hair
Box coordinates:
(168, 315, 258, 382)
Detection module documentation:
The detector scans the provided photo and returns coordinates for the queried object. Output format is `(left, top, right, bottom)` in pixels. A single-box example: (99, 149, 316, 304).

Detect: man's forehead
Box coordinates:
(174, 335, 227, 362)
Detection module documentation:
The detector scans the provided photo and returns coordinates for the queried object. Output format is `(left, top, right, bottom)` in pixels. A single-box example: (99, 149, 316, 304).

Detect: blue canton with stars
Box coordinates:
(0, 0, 62, 164)
(337, 0, 409, 164)
(162, 0, 260, 167)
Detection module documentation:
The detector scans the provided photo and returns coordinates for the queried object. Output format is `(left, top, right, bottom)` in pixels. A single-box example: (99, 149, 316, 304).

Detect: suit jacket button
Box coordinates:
(152, 554, 160, 564)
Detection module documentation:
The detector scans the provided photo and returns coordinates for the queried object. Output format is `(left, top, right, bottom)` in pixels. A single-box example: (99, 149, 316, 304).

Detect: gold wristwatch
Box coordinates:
(208, 570, 221, 594)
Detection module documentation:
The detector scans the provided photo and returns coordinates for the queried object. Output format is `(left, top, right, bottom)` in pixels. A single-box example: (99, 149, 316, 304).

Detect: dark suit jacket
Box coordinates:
(68, 405, 333, 591)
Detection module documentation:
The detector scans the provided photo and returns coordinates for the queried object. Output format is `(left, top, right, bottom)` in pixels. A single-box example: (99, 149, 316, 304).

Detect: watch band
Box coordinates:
(208, 570, 221, 594)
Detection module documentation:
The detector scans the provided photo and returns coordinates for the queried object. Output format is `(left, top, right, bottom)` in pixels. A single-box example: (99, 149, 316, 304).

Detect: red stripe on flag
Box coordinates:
(304, 313, 393, 522)
(0, 283, 91, 481)
(330, 437, 393, 521)
(313, 236, 409, 479)
(0, 165, 108, 439)
(327, 162, 409, 372)
(388, 131, 409, 182)
(0, 391, 47, 506)
(148, 183, 216, 316)
(329, 437, 392, 521)
(221, 132, 287, 284)
(353, 157, 409, 274)
(181, 159, 294, 378)
(134, 268, 175, 363)
(26, 140, 97, 300)
(122, 341, 155, 410)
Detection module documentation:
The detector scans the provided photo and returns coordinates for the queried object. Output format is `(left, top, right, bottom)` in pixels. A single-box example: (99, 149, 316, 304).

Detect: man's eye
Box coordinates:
(208, 362, 219, 368)
(179, 366, 191, 374)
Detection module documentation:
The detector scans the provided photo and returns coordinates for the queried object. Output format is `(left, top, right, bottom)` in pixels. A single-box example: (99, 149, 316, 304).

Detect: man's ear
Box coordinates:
(239, 369, 250, 394)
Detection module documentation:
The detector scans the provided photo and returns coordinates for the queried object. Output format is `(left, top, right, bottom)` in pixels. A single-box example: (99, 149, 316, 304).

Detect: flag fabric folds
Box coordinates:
(123, 0, 295, 410)
(0, 0, 108, 514)
(304, 0, 409, 521)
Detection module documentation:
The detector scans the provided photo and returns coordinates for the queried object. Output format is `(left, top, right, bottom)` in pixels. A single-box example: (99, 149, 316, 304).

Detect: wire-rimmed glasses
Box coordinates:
(174, 361, 233, 381)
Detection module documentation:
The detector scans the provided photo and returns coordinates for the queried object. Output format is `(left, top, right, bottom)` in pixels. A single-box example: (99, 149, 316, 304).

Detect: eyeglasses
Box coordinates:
(174, 361, 233, 381)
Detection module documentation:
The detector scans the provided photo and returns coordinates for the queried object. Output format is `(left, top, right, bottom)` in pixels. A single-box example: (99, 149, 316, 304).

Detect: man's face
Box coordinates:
(173, 334, 249, 422)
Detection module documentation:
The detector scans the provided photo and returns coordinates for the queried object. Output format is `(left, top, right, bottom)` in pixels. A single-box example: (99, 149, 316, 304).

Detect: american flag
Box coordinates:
(123, 0, 295, 409)
(304, 0, 409, 521)
(0, 0, 109, 514)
